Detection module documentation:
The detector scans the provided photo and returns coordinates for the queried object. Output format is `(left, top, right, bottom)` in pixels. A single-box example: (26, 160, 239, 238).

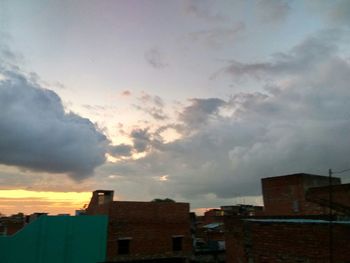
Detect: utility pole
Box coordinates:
(328, 168, 333, 263)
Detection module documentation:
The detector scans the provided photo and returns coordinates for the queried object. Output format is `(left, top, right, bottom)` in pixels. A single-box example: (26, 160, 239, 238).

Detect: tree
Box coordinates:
(151, 198, 175, 203)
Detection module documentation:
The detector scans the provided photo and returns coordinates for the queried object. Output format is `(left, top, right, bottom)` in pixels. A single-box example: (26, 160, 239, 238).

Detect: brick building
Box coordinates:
(221, 205, 263, 217)
(0, 213, 25, 235)
(225, 173, 350, 263)
(225, 217, 350, 263)
(86, 190, 192, 262)
(262, 173, 341, 216)
(306, 183, 350, 215)
(202, 209, 224, 225)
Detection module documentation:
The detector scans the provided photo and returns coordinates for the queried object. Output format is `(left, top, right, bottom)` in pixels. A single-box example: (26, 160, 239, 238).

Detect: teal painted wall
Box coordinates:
(0, 215, 108, 263)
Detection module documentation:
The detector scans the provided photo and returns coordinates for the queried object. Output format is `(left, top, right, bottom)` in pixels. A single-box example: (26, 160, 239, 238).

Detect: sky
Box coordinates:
(1, 0, 350, 215)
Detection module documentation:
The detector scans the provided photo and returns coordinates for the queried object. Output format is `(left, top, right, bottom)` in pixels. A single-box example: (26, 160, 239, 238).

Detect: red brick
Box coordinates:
(86, 190, 192, 261)
(261, 173, 341, 216)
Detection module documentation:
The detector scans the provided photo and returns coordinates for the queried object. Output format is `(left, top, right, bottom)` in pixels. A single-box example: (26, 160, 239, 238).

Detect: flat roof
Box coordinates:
(262, 173, 340, 181)
(245, 218, 350, 224)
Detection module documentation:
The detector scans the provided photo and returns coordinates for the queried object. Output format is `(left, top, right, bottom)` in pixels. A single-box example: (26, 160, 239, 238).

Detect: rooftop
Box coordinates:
(262, 173, 331, 180)
(245, 218, 350, 224)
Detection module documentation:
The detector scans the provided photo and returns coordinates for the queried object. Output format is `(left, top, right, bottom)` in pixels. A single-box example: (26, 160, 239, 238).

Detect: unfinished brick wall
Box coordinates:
(224, 218, 246, 263)
(86, 190, 114, 215)
(107, 201, 192, 261)
(262, 174, 341, 216)
(86, 191, 192, 262)
(306, 183, 350, 215)
(225, 218, 350, 263)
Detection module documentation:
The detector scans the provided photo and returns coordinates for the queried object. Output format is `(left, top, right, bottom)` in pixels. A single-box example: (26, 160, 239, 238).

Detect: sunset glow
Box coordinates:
(0, 190, 91, 216)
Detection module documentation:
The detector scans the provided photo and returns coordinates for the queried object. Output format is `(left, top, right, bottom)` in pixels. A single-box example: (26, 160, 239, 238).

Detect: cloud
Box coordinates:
(184, 0, 290, 26)
(255, 0, 291, 23)
(215, 29, 340, 80)
(121, 90, 131, 96)
(134, 105, 168, 121)
(328, 1, 350, 25)
(139, 92, 164, 107)
(0, 34, 24, 66)
(108, 127, 159, 159)
(52, 81, 66, 90)
(130, 128, 152, 153)
(83, 104, 106, 111)
(133, 92, 168, 121)
(307, 1, 350, 27)
(183, 0, 227, 23)
(188, 22, 245, 48)
(178, 98, 226, 134)
(108, 144, 133, 157)
(101, 31, 350, 205)
(0, 64, 108, 180)
(144, 47, 168, 69)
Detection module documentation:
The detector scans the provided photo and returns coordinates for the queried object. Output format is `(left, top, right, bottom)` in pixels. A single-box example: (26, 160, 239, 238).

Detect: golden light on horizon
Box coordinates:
(0, 189, 92, 216)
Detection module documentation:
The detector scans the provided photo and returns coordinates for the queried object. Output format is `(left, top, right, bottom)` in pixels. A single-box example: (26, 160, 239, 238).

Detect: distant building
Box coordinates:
(86, 190, 192, 262)
(192, 205, 262, 262)
(25, 212, 48, 224)
(75, 209, 87, 216)
(221, 205, 263, 217)
(194, 209, 225, 248)
(203, 209, 224, 225)
(0, 213, 24, 236)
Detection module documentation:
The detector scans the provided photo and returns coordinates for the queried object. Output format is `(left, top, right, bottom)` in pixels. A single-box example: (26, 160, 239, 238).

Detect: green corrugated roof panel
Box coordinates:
(0, 215, 108, 263)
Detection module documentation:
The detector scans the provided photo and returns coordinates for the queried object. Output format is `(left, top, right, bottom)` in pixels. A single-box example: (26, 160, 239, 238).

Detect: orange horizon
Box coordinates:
(0, 189, 232, 217)
(0, 189, 92, 216)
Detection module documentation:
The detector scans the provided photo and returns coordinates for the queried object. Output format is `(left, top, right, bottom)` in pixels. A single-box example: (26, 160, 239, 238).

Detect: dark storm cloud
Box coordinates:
(0, 65, 108, 179)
